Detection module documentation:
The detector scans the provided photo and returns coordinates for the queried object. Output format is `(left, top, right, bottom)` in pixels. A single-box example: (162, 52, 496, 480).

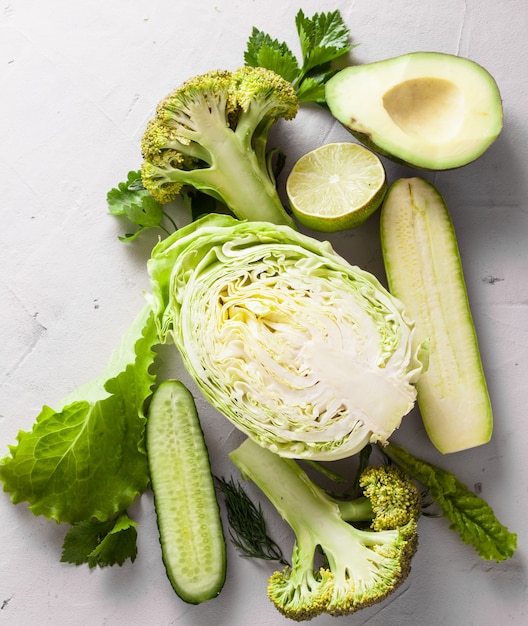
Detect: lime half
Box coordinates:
(286, 142, 387, 232)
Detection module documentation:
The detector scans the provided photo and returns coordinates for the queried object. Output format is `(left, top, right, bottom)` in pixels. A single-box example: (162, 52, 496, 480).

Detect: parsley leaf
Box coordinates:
(244, 30, 300, 83)
(107, 170, 176, 241)
(245, 9, 355, 104)
(61, 513, 138, 568)
(295, 9, 353, 74)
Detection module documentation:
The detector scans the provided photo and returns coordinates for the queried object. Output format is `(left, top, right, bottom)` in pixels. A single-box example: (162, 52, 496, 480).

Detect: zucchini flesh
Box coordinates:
(147, 380, 226, 603)
(380, 177, 492, 453)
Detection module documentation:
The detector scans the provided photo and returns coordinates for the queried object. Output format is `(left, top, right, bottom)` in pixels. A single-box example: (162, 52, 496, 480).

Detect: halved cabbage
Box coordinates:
(148, 214, 424, 460)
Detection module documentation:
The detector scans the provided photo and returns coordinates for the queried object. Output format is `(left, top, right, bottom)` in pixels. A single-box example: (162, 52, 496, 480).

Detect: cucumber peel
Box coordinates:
(146, 380, 226, 603)
(380, 177, 493, 453)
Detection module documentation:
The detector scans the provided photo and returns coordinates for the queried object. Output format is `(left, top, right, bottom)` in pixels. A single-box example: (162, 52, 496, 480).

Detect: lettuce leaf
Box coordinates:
(0, 304, 158, 525)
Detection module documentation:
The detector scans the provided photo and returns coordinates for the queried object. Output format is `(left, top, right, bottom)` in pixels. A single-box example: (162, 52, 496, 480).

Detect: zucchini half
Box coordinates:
(380, 177, 492, 453)
(147, 380, 226, 603)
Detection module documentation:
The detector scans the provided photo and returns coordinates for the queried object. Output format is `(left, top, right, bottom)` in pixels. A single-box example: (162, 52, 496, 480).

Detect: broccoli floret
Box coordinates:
(339, 464, 422, 534)
(230, 438, 421, 621)
(140, 66, 298, 227)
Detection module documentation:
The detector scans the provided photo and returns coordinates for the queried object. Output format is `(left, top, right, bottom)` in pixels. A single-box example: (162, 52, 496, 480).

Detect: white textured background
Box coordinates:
(1, 1, 527, 624)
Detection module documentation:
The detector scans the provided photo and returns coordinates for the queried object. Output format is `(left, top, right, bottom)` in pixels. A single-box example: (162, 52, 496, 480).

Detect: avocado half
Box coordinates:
(325, 52, 503, 170)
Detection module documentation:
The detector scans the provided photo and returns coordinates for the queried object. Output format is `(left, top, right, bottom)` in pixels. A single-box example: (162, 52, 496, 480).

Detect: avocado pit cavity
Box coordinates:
(383, 78, 464, 143)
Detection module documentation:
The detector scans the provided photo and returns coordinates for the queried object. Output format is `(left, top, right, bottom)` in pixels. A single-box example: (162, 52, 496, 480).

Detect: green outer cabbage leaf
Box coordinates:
(148, 214, 424, 460)
(0, 305, 158, 524)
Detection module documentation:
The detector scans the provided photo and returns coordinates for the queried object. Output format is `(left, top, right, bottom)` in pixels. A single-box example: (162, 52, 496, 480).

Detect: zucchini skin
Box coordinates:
(380, 177, 493, 453)
(147, 380, 226, 603)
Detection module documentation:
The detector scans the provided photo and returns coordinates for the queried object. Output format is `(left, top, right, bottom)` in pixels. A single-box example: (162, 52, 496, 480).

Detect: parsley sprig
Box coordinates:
(107, 170, 218, 241)
(107, 170, 169, 242)
(61, 513, 138, 568)
(245, 9, 355, 104)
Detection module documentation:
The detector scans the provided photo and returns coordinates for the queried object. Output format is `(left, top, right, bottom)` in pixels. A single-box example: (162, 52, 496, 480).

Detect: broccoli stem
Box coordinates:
(231, 438, 420, 619)
(230, 438, 343, 536)
(230, 439, 397, 581)
(187, 128, 296, 228)
(337, 496, 374, 522)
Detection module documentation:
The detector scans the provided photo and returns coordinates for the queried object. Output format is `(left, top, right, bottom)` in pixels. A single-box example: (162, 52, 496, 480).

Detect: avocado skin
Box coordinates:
(344, 126, 426, 169)
(342, 126, 493, 172)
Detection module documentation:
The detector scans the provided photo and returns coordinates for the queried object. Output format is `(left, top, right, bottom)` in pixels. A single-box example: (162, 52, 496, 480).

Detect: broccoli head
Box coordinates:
(230, 438, 421, 621)
(140, 66, 298, 226)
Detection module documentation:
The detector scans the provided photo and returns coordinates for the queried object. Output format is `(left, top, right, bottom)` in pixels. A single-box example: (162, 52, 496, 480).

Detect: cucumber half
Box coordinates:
(147, 380, 226, 603)
(380, 177, 492, 453)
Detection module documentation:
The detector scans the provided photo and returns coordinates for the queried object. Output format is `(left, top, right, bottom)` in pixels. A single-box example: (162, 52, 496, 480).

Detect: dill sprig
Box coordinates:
(216, 476, 289, 566)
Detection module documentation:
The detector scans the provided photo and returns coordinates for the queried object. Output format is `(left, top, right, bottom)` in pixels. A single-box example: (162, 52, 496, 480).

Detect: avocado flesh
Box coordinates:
(325, 52, 503, 170)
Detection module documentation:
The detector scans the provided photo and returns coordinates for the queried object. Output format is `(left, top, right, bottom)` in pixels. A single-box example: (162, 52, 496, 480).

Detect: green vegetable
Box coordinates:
(140, 66, 298, 227)
(107, 169, 222, 242)
(0, 10, 515, 613)
(383, 442, 517, 562)
(108, 10, 353, 243)
(61, 513, 138, 568)
(245, 9, 355, 104)
(380, 177, 493, 453)
(216, 475, 288, 565)
(0, 305, 157, 568)
(325, 52, 503, 170)
(106, 170, 171, 242)
(147, 380, 226, 604)
(0, 7, 357, 569)
(147, 213, 424, 461)
(230, 437, 421, 621)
